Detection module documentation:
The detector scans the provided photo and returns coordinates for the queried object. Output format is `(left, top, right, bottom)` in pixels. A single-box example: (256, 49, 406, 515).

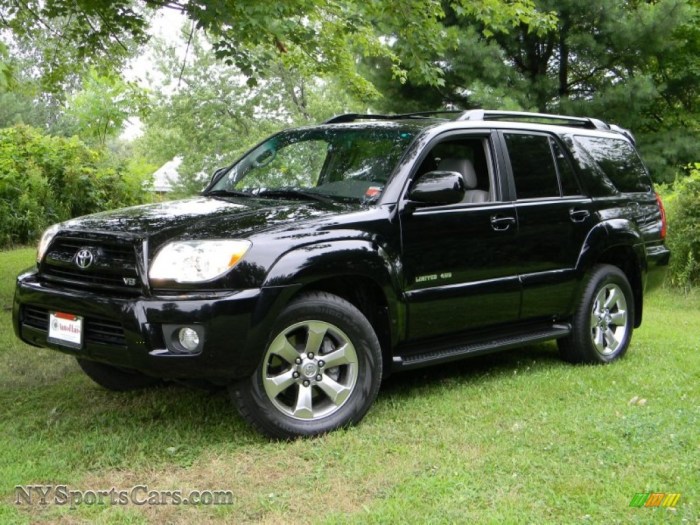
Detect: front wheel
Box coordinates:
(231, 292, 382, 439)
(558, 264, 635, 364)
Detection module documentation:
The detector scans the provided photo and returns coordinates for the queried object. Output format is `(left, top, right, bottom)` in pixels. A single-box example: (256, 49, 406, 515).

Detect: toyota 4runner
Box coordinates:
(13, 110, 670, 438)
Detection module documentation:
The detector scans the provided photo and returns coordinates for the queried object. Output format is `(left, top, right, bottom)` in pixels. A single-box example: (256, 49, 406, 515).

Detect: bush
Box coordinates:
(662, 164, 700, 290)
(0, 125, 150, 248)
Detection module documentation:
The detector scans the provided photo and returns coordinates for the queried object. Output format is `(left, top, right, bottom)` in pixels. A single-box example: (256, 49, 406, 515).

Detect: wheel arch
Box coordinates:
(575, 220, 645, 327)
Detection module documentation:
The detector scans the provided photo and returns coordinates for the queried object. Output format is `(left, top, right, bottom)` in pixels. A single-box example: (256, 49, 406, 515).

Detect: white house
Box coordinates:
(151, 156, 183, 193)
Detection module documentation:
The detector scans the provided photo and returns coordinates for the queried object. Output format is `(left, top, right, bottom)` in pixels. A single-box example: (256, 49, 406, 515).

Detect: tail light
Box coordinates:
(655, 192, 667, 240)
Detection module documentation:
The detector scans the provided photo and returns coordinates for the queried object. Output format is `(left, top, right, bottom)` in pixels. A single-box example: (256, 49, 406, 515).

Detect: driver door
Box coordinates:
(399, 132, 521, 341)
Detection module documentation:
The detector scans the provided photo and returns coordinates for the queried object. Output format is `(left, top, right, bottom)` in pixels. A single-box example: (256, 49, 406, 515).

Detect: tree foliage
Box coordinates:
(0, 0, 149, 91)
(61, 70, 150, 146)
(1, 0, 555, 97)
(367, 0, 699, 182)
(136, 31, 367, 195)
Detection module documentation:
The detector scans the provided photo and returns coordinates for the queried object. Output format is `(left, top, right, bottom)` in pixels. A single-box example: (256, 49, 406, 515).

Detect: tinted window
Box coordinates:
(505, 133, 560, 199)
(416, 138, 491, 192)
(550, 138, 581, 196)
(574, 136, 651, 193)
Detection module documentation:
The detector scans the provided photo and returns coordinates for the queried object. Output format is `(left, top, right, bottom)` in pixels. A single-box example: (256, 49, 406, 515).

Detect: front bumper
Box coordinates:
(13, 270, 285, 381)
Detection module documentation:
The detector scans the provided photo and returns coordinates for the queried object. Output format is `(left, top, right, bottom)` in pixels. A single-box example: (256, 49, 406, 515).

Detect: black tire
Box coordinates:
(558, 264, 635, 364)
(231, 291, 382, 439)
(76, 358, 162, 391)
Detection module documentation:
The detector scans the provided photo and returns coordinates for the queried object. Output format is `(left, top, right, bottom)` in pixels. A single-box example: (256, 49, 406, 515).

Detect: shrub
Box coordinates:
(0, 125, 150, 248)
(662, 164, 700, 290)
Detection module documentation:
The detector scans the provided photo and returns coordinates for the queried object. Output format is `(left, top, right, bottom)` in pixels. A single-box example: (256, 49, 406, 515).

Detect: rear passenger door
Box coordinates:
(499, 131, 595, 320)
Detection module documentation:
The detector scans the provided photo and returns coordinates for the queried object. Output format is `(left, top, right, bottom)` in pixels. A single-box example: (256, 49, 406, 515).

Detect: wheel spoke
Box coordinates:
(292, 384, 314, 419)
(321, 343, 354, 368)
(593, 326, 605, 352)
(317, 375, 352, 405)
(268, 336, 299, 364)
(610, 310, 627, 325)
(305, 322, 328, 354)
(604, 328, 619, 351)
(263, 369, 297, 398)
(604, 286, 621, 309)
(594, 290, 606, 313)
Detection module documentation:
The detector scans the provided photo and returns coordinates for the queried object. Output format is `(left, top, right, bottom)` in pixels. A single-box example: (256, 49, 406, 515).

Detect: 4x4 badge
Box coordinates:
(74, 249, 94, 269)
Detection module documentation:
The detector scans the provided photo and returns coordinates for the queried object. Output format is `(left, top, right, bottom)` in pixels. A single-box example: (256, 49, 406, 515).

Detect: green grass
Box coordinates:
(1, 248, 698, 524)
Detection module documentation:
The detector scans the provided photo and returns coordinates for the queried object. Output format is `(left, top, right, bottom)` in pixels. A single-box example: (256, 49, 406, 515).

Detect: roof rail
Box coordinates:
(323, 110, 462, 124)
(609, 124, 637, 145)
(457, 109, 611, 131)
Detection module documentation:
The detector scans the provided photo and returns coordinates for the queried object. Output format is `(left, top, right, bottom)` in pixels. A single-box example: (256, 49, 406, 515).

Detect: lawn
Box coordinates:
(1, 247, 697, 524)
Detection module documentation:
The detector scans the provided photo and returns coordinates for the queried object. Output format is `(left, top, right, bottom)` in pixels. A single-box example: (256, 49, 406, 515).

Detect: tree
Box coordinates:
(367, 0, 699, 182)
(61, 70, 149, 146)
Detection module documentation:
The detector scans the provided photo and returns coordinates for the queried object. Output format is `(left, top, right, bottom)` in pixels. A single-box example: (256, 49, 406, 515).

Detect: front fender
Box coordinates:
(241, 239, 403, 372)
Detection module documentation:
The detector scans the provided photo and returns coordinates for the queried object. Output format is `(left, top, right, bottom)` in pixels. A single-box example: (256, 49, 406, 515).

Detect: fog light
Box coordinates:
(178, 327, 200, 352)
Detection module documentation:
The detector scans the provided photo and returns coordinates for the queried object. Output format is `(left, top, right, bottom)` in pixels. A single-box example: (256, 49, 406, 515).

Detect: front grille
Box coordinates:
(21, 306, 127, 347)
(40, 236, 141, 296)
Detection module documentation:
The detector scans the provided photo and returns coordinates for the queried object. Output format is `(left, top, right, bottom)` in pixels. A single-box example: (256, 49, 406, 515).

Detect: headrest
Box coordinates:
(437, 158, 477, 189)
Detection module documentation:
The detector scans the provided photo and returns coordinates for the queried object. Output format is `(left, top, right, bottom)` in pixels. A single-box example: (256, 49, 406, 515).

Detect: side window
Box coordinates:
(550, 138, 581, 196)
(415, 137, 492, 203)
(504, 133, 560, 199)
(573, 136, 651, 193)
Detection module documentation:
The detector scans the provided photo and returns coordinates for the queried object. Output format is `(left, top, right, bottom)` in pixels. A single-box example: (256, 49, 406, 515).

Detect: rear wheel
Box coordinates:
(231, 291, 382, 439)
(558, 264, 634, 364)
(76, 358, 161, 391)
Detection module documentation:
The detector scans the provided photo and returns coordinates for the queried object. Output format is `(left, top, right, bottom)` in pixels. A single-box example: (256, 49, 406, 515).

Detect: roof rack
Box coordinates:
(457, 109, 611, 131)
(323, 109, 637, 144)
(323, 110, 461, 124)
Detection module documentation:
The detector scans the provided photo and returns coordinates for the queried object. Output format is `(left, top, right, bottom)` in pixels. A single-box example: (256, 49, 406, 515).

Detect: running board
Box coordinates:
(392, 323, 571, 371)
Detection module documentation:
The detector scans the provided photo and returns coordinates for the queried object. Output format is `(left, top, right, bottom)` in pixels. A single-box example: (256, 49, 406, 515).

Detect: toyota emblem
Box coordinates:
(75, 249, 94, 269)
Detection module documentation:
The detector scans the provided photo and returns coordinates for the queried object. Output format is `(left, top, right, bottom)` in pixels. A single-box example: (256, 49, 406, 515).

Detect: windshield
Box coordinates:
(206, 127, 415, 202)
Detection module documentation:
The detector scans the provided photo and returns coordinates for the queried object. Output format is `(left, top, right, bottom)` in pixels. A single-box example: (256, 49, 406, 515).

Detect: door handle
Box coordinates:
(490, 215, 516, 231)
(569, 208, 590, 223)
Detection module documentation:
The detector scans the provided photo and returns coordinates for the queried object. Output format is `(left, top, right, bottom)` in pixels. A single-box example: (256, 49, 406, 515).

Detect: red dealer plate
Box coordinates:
(48, 311, 83, 349)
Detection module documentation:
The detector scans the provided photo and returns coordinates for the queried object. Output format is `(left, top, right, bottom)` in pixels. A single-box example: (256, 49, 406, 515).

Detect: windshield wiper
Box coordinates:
(204, 189, 254, 198)
(257, 188, 333, 204)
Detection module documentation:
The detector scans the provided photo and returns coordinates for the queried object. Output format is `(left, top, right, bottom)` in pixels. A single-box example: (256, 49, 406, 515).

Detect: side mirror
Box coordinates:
(408, 171, 465, 205)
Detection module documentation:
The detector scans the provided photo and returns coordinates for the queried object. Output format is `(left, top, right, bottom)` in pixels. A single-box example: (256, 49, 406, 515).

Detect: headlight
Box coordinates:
(37, 224, 60, 263)
(149, 240, 252, 283)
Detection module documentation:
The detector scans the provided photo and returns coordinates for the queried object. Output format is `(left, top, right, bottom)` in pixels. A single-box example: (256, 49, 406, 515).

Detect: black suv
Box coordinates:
(14, 110, 670, 438)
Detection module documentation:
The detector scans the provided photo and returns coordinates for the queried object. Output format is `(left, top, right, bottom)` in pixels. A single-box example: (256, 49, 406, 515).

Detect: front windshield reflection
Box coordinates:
(208, 127, 415, 202)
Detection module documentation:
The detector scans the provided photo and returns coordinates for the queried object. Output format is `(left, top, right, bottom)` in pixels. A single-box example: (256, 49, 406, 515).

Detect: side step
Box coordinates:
(392, 324, 571, 371)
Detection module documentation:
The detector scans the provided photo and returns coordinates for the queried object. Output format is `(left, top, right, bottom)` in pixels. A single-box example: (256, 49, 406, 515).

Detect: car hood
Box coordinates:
(60, 196, 353, 245)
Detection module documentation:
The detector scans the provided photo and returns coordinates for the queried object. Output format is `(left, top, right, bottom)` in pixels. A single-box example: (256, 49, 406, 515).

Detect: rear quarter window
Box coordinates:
(573, 136, 652, 193)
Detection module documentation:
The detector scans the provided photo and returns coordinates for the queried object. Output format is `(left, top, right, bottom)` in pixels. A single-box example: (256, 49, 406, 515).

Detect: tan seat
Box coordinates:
(437, 158, 489, 203)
